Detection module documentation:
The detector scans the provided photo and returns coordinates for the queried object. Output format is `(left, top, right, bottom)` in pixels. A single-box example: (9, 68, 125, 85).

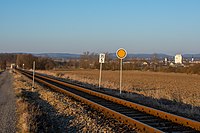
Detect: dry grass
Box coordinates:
(13, 72, 68, 132)
(13, 73, 31, 133)
(37, 70, 200, 107)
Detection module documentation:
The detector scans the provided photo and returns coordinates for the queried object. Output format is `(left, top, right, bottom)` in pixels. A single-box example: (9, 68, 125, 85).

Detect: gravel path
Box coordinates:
(0, 71, 16, 133)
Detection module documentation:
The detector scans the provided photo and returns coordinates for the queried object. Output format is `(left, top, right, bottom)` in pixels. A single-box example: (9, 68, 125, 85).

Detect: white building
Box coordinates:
(175, 54, 183, 64)
(10, 64, 16, 69)
(164, 58, 168, 62)
(192, 57, 194, 62)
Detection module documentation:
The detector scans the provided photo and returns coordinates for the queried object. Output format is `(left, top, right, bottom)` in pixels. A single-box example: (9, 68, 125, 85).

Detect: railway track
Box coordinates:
(16, 69, 200, 133)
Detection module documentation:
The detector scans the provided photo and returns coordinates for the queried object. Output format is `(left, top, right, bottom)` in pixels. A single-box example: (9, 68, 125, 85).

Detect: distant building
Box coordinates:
(164, 58, 168, 65)
(175, 54, 183, 64)
(142, 61, 149, 66)
(170, 62, 175, 66)
(192, 57, 194, 62)
(10, 64, 15, 69)
(164, 58, 168, 62)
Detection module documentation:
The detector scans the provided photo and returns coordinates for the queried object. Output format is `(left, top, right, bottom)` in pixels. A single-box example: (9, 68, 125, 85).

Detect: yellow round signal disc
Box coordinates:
(116, 48, 127, 59)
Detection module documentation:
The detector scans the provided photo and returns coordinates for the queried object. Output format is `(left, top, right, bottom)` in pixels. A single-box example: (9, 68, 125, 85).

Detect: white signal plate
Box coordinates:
(99, 53, 105, 63)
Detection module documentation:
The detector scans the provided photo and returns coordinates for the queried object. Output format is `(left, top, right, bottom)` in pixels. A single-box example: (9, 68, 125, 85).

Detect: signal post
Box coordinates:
(116, 48, 127, 94)
(98, 53, 105, 89)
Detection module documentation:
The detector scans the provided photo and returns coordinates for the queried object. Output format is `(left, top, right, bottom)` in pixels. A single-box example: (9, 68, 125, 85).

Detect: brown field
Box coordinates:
(37, 70, 200, 108)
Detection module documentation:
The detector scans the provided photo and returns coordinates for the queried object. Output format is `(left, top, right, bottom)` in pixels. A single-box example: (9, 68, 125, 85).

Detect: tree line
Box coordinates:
(0, 53, 55, 70)
(0, 52, 200, 75)
(16, 54, 56, 70)
(0, 54, 17, 70)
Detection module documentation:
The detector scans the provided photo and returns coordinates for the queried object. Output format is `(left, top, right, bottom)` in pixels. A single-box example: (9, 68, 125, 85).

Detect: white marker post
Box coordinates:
(32, 61, 35, 91)
(98, 53, 105, 88)
(23, 64, 25, 70)
(116, 48, 127, 94)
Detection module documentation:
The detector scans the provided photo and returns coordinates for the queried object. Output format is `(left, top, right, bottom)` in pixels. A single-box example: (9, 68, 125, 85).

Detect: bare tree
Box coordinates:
(151, 53, 159, 71)
(0, 60, 6, 70)
(16, 54, 35, 69)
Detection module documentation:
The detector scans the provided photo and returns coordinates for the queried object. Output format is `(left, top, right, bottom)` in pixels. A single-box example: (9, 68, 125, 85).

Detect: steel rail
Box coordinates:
(17, 69, 200, 132)
(17, 69, 163, 133)
(19, 69, 200, 131)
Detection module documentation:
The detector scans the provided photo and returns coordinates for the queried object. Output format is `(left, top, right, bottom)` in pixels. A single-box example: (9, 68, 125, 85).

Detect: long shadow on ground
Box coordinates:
(19, 89, 76, 133)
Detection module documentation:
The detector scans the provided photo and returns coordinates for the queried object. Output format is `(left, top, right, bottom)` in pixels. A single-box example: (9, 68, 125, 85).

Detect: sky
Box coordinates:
(0, 0, 200, 55)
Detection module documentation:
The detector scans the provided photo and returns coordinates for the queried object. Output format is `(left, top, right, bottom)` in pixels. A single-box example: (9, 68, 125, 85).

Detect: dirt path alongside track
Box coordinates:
(0, 71, 16, 133)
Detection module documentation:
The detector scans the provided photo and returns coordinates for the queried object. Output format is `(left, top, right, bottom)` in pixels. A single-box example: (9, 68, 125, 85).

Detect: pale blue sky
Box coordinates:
(0, 0, 200, 55)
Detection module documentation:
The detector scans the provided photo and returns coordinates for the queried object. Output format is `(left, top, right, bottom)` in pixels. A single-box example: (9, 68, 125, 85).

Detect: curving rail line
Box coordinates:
(16, 69, 200, 133)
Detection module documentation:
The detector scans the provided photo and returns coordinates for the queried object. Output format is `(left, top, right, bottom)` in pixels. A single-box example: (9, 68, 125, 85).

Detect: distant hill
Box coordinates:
(32, 53, 200, 60)
(183, 54, 200, 58)
(109, 53, 172, 59)
(128, 53, 172, 59)
(33, 53, 80, 59)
